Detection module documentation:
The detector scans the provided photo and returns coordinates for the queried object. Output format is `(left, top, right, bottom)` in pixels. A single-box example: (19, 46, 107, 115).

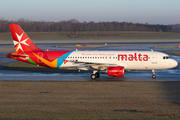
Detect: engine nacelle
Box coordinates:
(107, 66, 124, 77)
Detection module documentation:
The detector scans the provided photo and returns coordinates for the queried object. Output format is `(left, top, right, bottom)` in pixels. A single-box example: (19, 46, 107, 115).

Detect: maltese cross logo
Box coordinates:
(63, 59, 68, 64)
(13, 33, 29, 52)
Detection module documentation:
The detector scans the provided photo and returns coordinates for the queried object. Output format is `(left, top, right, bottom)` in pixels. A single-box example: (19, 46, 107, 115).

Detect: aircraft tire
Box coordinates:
(95, 72, 100, 78)
(152, 75, 156, 79)
(91, 74, 96, 80)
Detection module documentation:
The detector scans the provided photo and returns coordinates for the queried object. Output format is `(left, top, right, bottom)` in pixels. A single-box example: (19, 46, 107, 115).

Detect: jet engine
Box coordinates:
(107, 66, 124, 77)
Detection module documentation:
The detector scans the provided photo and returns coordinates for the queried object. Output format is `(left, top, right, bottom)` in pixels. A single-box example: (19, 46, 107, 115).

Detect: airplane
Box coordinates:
(6, 24, 178, 80)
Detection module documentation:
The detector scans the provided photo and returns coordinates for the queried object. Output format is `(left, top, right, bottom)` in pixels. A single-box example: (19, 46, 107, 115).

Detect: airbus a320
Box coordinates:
(7, 24, 178, 80)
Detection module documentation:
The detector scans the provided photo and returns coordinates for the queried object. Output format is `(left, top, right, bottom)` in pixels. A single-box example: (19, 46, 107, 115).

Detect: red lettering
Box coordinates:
(143, 54, 148, 61)
(118, 54, 127, 61)
(118, 53, 148, 61)
(138, 54, 142, 61)
(134, 53, 137, 61)
(128, 54, 133, 61)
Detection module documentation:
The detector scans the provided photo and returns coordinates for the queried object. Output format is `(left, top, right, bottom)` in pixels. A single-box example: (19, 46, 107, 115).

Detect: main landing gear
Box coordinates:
(152, 70, 156, 79)
(91, 70, 157, 80)
(91, 70, 100, 80)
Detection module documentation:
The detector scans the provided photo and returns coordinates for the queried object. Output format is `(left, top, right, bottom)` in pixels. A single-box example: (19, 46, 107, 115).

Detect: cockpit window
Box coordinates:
(163, 56, 170, 59)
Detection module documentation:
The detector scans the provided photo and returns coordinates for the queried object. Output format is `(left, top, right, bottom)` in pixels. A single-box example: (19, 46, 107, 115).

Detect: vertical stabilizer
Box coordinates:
(9, 24, 42, 53)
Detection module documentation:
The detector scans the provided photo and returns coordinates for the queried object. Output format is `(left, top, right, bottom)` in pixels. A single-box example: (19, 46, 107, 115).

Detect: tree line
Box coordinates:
(171, 24, 180, 31)
(0, 18, 173, 32)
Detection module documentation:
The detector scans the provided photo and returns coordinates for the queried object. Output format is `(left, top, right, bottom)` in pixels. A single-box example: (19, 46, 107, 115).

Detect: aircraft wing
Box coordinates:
(69, 60, 119, 70)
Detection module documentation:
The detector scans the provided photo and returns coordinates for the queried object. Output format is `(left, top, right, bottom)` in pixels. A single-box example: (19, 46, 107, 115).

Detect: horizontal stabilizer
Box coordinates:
(6, 53, 28, 58)
(10, 54, 28, 57)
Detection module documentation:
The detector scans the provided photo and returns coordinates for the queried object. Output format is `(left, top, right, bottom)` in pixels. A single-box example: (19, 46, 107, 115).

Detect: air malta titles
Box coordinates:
(118, 53, 148, 61)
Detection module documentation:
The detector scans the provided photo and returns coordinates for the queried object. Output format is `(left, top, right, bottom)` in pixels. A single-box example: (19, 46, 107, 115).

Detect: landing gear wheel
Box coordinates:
(91, 74, 96, 80)
(152, 70, 156, 79)
(91, 71, 100, 80)
(152, 75, 156, 79)
(95, 72, 100, 78)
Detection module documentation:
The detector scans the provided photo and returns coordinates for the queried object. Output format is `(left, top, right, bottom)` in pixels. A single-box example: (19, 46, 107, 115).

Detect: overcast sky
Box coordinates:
(0, 0, 179, 24)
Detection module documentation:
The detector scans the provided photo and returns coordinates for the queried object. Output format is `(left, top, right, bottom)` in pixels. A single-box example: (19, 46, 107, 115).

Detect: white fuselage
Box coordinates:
(60, 51, 178, 70)
(8, 24, 178, 79)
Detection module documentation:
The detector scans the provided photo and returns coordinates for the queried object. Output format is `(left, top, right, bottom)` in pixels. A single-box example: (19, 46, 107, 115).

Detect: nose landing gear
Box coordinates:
(152, 70, 156, 79)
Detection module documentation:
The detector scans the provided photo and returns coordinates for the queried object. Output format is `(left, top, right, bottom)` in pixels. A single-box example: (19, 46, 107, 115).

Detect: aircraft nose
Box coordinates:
(171, 59, 178, 68)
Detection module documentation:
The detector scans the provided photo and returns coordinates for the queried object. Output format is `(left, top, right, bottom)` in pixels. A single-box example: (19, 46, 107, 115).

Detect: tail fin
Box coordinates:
(9, 24, 42, 53)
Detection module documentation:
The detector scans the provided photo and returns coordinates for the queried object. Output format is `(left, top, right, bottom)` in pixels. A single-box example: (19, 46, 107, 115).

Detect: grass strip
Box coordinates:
(0, 81, 179, 119)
